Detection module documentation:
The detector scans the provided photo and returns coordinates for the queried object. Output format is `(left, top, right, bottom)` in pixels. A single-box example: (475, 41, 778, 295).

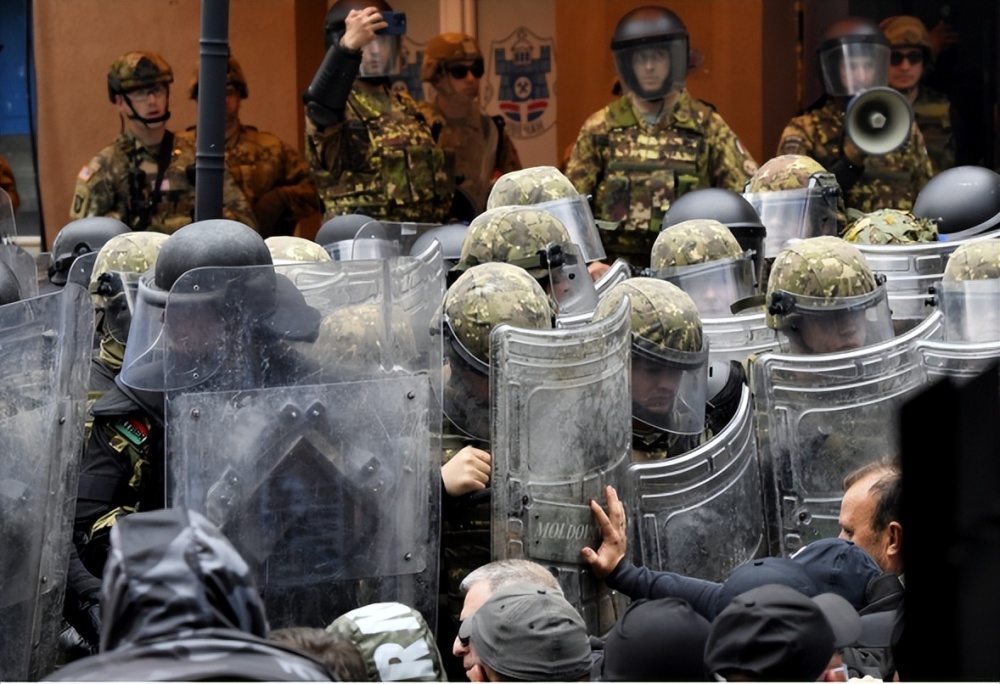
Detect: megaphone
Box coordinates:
(845, 86, 914, 156)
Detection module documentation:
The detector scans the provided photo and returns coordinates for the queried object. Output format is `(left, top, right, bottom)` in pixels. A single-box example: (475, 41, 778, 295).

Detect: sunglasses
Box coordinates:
(890, 50, 924, 66)
(446, 61, 485, 79)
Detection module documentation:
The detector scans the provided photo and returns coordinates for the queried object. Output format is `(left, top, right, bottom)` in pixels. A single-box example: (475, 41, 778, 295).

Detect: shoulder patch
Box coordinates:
(77, 165, 94, 182)
(113, 418, 149, 446)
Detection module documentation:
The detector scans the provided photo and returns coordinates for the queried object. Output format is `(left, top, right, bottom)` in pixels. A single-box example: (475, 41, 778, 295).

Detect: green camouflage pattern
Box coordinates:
(179, 124, 319, 237)
(265, 235, 331, 264)
(777, 99, 934, 212)
(565, 90, 758, 267)
(943, 240, 1000, 281)
(89, 231, 168, 298)
(327, 602, 446, 681)
(843, 208, 938, 244)
(745, 154, 829, 192)
(71, 132, 258, 234)
(302, 303, 416, 382)
(444, 262, 552, 363)
(651, 218, 743, 269)
(487, 165, 578, 209)
(421, 33, 483, 82)
(913, 86, 956, 174)
(765, 236, 877, 328)
(305, 87, 452, 222)
(108, 51, 173, 94)
(454, 206, 571, 279)
(594, 277, 703, 353)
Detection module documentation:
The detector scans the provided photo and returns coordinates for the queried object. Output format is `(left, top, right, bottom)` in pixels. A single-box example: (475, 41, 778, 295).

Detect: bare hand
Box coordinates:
(340, 7, 387, 52)
(587, 261, 611, 282)
(441, 446, 491, 497)
(581, 484, 627, 580)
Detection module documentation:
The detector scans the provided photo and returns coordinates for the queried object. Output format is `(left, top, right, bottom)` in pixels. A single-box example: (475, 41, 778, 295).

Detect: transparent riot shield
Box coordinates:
(594, 259, 632, 298)
(622, 385, 767, 582)
(381, 221, 443, 255)
(918, 338, 1000, 384)
(855, 232, 1000, 332)
(65, 251, 100, 290)
(0, 242, 40, 299)
(167, 257, 443, 631)
(491, 297, 632, 636)
(0, 187, 14, 239)
(0, 285, 93, 680)
(751, 311, 943, 557)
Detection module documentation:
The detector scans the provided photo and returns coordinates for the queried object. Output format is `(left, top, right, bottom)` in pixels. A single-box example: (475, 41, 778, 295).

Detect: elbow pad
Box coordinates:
(304, 42, 362, 128)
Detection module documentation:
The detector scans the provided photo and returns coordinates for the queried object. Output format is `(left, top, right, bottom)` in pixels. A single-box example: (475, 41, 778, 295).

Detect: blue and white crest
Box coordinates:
(486, 27, 557, 139)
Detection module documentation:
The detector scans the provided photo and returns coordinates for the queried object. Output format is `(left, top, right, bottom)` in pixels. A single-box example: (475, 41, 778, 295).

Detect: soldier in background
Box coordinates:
(186, 57, 319, 238)
(71, 51, 256, 234)
(303, 0, 452, 222)
(565, 6, 757, 268)
(418, 33, 522, 220)
(776, 18, 933, 214)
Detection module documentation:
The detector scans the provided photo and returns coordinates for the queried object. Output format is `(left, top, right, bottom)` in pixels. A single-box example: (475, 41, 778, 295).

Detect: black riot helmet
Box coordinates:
(324, 0, 400, 79)
(0, 261, 21, 306)
(154, 219, 273, 292)
(817, 17, 890, 96)
(611, 6, 688, 101)
(913, 165, 1000, 240)
(48, 216, 130, 286)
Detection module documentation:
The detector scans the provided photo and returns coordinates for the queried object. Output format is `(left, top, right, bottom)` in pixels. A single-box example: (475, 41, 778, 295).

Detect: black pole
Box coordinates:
(194, 0, 229, 221)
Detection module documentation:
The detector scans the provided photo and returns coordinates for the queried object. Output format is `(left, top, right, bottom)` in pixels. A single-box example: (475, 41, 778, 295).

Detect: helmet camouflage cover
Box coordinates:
(745, 155, 829, 193)
(444, 262, 553, 365)
(487, 166, 579, 210)
(879, 15, 932, 53)
(89, 231, 169, 308)
(301, 303, 417, 382)
(651, 219, 744, 269)
(107, 51, 174, 102)
(454, 206, 572, 279)
(594, 277, 703, 354)
(189, 55, 249, 100)
(943, 240, 1000, 281)
(421, 33, 483, 82)
(843, 208, 938, 244)
(265, 236, 332, 264)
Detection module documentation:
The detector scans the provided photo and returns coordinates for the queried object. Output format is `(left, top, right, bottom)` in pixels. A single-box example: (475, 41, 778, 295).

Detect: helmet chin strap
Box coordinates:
(120, 92, 172, 127)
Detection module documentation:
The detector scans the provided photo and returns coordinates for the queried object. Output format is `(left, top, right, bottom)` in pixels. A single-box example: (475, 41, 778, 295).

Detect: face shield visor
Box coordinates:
(613, 36, 688, 102)
(65, 252, 99, 290)
(91, 270, 144, 346)
(654, 252, 756, 318)
(324, 222, 402, 261)
(508, 242, 599, 318)
(769, 284, 894, 354)
(631, 334, 708, 435)
(933, 279, 1000, 343)
(533, 195, 607, 262)
(441, 313, 491, 440)
(818, 39, 890, 96)
(745, 176, 841, 258)
(359, 34, 401, 78)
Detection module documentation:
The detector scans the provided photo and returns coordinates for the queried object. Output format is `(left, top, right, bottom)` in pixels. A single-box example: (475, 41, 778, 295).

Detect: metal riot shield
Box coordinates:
(167, 256, 443, 631)
(0, 285, 93, 680)
(751, 311, 943, 557)
(0, 242, 40, 299)
(918, 338, 1000, 385)
(702, 311, 780, 398)
(490, 297, 632, 636)
(594, 259, 632, 299)
(65, 251, 100, 290)
(623, 385, 767, 582)
(855, 232, 1000, 333)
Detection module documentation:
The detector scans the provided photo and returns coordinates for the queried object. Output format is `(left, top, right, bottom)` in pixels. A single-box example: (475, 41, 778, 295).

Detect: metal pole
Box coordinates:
(194, 0, 230, 221)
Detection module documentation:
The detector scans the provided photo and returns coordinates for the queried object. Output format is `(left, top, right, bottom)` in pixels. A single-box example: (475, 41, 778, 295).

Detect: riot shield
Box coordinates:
(490, 297, 632, 636)
(855, 232, 1000, 332)
(918, 338, 1000, 384)
(623, 385, 767, 582)
(0, 285, 93, 680)
(65, 251, 100, 290)
(167, 256, 443, 631)
(0, 242, 40, 299)
(594, 259, 632, 299)
(751, 311, 943, 557)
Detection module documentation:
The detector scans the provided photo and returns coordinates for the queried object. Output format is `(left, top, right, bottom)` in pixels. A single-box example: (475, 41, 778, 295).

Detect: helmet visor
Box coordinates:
(936, 279, 1000, 343)
(770, 285, 895, 354)
(654, 253, 756, 318)
(613, 36, 688, 101)
(534, 195, 607, 262)
(359, 35, 401, 78)
(819, 42, 890, 96)
(119, 273, 168, 393)
(745, 182, 841, 258)
(442, 314, 490, 440)
(102, 271, 143, 346)
(325, 222, 402, 261)
(631, 336, 708, 434)
(546, 243, 599, 318)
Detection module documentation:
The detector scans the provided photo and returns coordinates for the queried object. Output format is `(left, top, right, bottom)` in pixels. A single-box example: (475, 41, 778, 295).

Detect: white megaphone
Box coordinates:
(845, 86, 914, 156)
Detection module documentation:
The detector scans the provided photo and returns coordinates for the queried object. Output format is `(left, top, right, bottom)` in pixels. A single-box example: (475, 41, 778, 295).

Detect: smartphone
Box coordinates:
(377, 11, 406, 36)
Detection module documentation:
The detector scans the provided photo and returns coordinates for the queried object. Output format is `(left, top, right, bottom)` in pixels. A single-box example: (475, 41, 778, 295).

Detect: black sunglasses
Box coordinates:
(446, 61, 485, 79)
(890, 50, 924, 66)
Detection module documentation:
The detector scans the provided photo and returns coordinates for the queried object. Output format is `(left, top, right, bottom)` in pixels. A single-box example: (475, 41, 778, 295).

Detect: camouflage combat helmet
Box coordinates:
(48, 216, 131, 286)
(745, 155, 830, 194)
(943, 240, 1000, 281)
(454, 206, 572, 280)
(89, 231, 169, 306)
(421, 33, 483, 83)
(487, 166, 578, 210)
(304, 303, 417, 382)
(843, 209, 938, 244)
(651, 219, 744, 270)
(189, 55, 249, 100)
(444, 262, 553, 367)
(265, 236, 332, 265)
(107, 51, 174, 103)
(594, 277, 703, 355)
(765, 236, 877, 329)
(880, 15, 932, 61)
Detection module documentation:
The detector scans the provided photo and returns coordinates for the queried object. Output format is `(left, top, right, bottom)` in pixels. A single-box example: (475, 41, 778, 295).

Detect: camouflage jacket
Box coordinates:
(913, 86, 956, 174)
(305, 85, 452, 222)
(179, 124, 319, 237)
(71, 131, 257, 234)
(416, 99, 522, 216)
(565, 90, 757, 265)
(777, 99, 934, 213)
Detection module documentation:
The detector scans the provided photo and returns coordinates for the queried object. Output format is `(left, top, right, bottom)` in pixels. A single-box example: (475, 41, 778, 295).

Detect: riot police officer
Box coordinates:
(935, 240, 1000, 343)
(46, 217, 130, 287)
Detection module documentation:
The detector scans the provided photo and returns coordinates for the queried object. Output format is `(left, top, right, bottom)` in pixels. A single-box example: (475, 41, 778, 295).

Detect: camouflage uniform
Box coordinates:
(565, 90, 758, 267)
(305, 87, 452, 223)
(843, 208, 938, 244)
(776, 100, 933, 213)
(0, 153, 19, 212)
(913, 87, 956, 174)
